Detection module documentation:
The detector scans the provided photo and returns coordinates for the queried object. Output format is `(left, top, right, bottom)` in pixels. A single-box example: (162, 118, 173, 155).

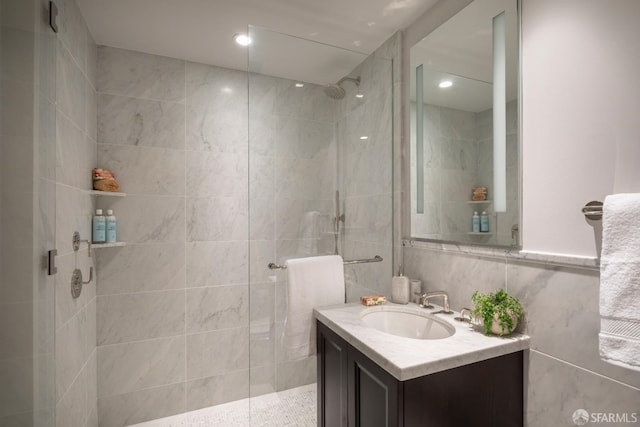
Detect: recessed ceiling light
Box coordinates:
(359, 136, 369, 140)
(355, 93, 364, 99)
(221, 87, 233, 94)
(438, 80, 453, 88)
(234, 33, 252, 46)
(295, 83, 304, 88)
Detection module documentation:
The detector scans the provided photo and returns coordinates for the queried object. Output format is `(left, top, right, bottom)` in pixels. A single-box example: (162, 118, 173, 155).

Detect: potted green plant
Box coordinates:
(471, 289, 524, 336)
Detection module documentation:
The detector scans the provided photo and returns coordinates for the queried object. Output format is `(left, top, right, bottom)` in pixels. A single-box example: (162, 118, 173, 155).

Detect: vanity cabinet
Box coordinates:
(317, 321, 523, 427)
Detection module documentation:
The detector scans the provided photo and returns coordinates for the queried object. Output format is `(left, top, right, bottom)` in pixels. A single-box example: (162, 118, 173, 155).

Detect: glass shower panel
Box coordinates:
(247, 26, 393, 425)
(0, 0, 57, 425)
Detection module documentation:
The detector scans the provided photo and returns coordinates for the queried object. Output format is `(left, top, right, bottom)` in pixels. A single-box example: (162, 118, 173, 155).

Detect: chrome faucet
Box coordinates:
(419, 291, 452, 314)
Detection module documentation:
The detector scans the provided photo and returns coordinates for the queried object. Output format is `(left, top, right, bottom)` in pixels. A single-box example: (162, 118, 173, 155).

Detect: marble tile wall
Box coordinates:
(53, 0, 99, 425)
(336, 42, 395, 300)
(404, 246, 640, 426)
(95, 45, 341, 425)
(248, 72, 337, 396)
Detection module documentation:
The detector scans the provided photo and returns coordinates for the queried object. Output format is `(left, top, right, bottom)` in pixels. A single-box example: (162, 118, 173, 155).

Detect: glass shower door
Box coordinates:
(0, 0, 57, 425)
(247, 26, 393, 425)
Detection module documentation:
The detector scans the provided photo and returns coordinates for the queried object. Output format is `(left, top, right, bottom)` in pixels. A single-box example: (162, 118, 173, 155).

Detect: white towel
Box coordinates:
(599, 193, 640, 371)
(283, 255, 345, 360)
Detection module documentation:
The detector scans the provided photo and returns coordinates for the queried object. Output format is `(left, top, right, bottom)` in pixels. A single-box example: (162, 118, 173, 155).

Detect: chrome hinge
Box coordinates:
(47, 249, 58, 275)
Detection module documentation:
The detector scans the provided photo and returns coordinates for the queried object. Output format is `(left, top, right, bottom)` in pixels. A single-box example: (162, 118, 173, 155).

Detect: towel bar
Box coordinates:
(268, 255, 383, 270)
(582, 200, 603, 220)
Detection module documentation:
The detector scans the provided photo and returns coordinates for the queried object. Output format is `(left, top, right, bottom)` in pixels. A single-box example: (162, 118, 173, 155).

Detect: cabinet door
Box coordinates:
(317, 321, 349, 427)
(348, 346, 401, 427)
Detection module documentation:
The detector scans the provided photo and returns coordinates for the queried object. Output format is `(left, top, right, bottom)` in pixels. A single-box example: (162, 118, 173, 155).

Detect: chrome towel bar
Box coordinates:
(268, 255, 383, 270)
(582, 200, 603, 220)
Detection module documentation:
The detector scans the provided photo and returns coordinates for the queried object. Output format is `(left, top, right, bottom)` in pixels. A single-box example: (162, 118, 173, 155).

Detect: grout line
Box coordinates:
(529, 349, 640, 392)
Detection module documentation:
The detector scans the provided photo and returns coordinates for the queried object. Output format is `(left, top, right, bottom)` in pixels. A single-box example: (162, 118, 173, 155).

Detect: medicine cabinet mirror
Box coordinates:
(410, 0, 520, 248)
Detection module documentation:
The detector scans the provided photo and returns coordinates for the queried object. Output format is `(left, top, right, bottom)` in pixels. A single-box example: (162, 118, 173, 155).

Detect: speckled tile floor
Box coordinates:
(128, 384, 317, 427)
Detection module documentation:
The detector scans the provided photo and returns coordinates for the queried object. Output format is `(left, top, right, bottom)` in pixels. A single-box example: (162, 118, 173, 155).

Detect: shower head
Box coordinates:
(324, 76, 361, 99)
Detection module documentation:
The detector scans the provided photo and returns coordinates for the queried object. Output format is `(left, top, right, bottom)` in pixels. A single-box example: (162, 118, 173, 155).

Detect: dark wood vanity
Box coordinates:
(317, 320, 523, 427)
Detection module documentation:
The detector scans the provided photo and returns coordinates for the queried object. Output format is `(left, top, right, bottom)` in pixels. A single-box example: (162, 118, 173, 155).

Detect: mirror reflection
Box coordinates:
(410, 0, 519, 247)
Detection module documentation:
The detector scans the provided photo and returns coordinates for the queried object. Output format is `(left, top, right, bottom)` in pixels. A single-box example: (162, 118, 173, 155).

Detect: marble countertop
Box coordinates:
(314, 302, 530, 381)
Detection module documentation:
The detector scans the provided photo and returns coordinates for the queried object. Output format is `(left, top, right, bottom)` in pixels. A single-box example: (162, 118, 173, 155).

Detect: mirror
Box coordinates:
(410, 0, 519, 247)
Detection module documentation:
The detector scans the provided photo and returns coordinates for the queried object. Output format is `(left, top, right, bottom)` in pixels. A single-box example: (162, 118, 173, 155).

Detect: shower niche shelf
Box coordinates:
(92, 242, 126, 249)
(466, 200, 491, 205)
(88, 190, 126, 248)
(88, 190, 126, 197)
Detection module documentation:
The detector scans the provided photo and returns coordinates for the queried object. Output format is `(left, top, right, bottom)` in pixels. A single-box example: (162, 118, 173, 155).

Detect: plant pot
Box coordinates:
(490, 311, 518, 336)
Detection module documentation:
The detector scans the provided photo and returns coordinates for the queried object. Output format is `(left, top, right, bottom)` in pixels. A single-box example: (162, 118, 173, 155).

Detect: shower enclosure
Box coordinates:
(247, 27, 394, 422)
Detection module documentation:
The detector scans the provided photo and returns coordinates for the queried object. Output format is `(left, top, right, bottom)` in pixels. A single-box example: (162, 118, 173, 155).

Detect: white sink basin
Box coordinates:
(360, 307, 455, 340)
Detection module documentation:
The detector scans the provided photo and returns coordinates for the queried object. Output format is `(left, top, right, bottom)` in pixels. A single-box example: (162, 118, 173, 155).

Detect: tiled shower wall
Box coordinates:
(54, 0, 99, 425)
(336, 47, 394, 299)
(94, 46, 339, 426)
(404, 246, 640, 426)
(410, 101, 518, 246)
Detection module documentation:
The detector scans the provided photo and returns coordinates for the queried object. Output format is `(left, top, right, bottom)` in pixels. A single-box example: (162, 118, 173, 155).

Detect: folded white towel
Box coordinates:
(283, 255, 345, 361)
(599, 193, 640, 372)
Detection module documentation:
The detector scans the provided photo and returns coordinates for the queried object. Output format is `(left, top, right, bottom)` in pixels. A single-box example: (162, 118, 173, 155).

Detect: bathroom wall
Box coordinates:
(336, 47, 394, 300)
(403, 0, 640, 425)
(53, 0, 99, 425)
(94, 46, 338, 425)
(522, 0, 640, 257)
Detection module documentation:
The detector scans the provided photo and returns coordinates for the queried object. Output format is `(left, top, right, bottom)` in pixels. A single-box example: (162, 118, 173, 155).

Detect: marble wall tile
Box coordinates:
(249, 154, 275, 200)
(249, 197, 276, 241)
(55, 185, 91, 256)
(186, 104, 248, 153)
(58, 40, 86, 131)
(97, 243, 186, 295)
(97, 290, 185, 345)
(403, 247, 506, 310)
(274, 198, 332, 241)
(186, 197, 248, 242)
(273, 117, 334, 160)
(186, 241, 247, 287)
(56, 309, 87, 401)
(275, 155, 335, 200)
(97, 94, 185, 149)
(86, 81, 97, 142)
(97, 383, 185, 427)
(85, 31, 97, 90)
(186, 286, 249, 333)
(185, 151, 247, 198)
(185, 370, 249, 412)
(526, 350, 640, 427)
(54, 252, 94, 327)
(507, 261, 640, 389)
(56, 113, 91, 190)
(439, 106, 475, 140)
(344, 195, 393, 245)
(97, 47, 185, 102)
(97, 144, 185, 196)
(186, 327, 249, 379)
(86, 351, 97, 427)
(97, 336, 185, 397)
(56, 361, 87, 427)
(57, 0, 87, 75)
(249, 240, 276, 285)
(98, 195, 185, 244)
(273, 82, 335, 123)
(275, 355, 316, 392)
(0, 301, 32, 361)
(0, 357, 33, 418)
(84, 298, 96, 367)
(185, 62, 247, 109)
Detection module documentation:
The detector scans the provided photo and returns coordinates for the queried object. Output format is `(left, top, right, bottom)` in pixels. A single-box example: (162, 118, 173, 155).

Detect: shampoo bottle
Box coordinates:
(472, 211, 480, 233)
(105, 209, 117, 243)
(92, 209, 106, 243)
(480, 211, 489, 232)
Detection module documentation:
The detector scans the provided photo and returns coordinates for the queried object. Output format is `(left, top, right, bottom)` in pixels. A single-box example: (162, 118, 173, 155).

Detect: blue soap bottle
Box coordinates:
(480, 211, 489, 232)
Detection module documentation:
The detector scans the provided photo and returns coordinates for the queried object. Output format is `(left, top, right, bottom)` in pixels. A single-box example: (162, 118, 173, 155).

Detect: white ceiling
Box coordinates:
(76, 0, 440, 85)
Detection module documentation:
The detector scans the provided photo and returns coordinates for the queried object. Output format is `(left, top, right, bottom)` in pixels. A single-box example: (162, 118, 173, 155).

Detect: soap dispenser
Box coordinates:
(391, 267, 410, 304)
